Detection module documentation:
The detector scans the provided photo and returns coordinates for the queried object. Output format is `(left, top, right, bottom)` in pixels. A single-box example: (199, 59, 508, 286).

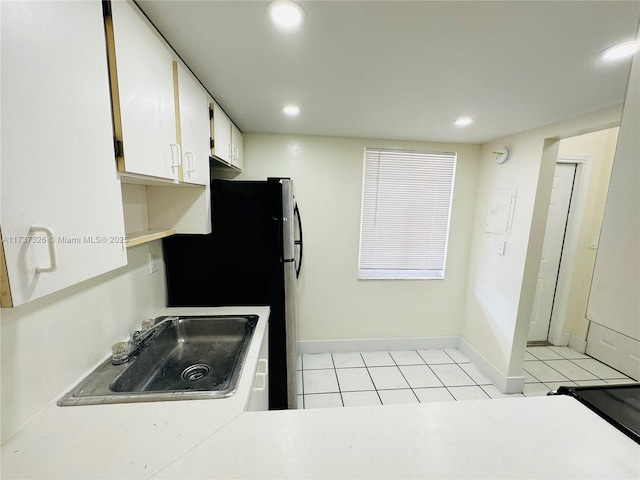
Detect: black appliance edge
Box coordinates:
(555, 384, 640, 444)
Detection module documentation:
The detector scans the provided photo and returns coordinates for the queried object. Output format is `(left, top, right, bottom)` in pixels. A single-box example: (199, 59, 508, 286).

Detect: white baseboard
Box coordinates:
(298, 337, 458, 354)
(457, 338, 525, 394)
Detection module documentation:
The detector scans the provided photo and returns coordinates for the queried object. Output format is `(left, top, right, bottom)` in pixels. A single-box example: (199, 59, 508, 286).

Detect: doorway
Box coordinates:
(527, 127, 619, 347)
(528, 162, 577, 343)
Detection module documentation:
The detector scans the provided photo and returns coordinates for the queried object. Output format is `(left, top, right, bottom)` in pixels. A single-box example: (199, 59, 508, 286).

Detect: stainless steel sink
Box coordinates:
(58, 315, 258, 406)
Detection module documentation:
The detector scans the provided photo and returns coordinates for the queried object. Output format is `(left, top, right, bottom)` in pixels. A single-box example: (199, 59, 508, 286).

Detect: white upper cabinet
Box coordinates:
(107, 0, 179, 181)
(1, 0, 127, 307)
(211, 101, 243, 171)
(231, 124, 244, 170)
(211, 101, 233, 164)
(176, 63, 210, 186)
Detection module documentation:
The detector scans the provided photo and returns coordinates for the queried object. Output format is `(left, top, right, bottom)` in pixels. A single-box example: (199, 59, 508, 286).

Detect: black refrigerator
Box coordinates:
(162, 178, 302, 410)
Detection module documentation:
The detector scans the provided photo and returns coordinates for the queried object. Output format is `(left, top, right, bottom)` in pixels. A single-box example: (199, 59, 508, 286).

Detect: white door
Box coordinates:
(231, 124, 244, 170)
(528, 163, 577, 341)
(177, 63, 210, 186)
(110, 0, 178, 181)
(211, 102, 232, 163)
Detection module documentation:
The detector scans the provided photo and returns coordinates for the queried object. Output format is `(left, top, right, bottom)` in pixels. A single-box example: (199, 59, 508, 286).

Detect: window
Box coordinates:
(358, 148, 456, 279)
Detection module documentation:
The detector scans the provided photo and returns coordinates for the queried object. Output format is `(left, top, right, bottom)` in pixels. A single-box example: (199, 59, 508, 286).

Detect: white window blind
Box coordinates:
(358, 148, 456, 279)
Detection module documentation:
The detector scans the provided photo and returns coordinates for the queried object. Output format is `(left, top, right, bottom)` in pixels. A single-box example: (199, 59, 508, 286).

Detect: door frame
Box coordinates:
(545, 153, 592, 345)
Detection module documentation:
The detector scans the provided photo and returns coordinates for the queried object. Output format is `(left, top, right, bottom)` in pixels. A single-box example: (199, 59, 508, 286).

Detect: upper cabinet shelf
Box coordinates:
(210, 156, 241, 179)
(125, 229, 176, 249)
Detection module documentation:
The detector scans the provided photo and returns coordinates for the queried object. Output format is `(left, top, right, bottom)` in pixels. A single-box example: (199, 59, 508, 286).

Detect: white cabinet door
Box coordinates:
(211, 102, 232, 164)
(0, 0, 127, 307)
(231, 124, 244, 170)
(108, 0, 179, 181)
(246, 326, 269, 411)
(176, 64, 210, 186)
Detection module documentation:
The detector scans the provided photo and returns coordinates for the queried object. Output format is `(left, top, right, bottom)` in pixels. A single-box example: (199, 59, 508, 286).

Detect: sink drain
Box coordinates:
(181, 363, 212, 382)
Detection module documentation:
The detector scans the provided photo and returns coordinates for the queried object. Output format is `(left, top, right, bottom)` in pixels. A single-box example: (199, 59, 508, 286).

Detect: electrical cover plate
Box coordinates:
(486, 189, 517, 235)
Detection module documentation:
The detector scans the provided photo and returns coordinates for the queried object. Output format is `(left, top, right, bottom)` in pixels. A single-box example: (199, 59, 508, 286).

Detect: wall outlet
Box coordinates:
(496, 239, 506, 255)
(148, 252, 159, 274)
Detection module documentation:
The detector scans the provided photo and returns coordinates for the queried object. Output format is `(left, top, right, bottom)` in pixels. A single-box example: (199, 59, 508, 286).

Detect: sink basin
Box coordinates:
(58, 315, 258, 406)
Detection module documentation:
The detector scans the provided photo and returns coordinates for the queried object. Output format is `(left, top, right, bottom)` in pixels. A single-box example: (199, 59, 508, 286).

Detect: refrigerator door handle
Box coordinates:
(281, 180, 296, 263)
(294, 203, 303, 278)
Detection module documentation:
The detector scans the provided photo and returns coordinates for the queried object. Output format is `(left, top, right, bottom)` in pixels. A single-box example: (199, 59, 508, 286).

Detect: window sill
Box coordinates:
(358, 270, 444, 280)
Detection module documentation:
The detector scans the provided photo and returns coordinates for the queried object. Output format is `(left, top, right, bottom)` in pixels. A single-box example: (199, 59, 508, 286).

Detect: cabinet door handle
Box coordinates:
(258, 358, 268, 375)
(185, 151, 196, 173)
(252, 358, 268, 392)
(253, 372, 266, 392)
(29, 226, 58, 273)
(229, 143, 234, 162)
(169, 143, 181, 169)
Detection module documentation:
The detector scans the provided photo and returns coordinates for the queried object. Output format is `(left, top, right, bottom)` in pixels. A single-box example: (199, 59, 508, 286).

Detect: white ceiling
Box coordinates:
(136, 1, 639, 144)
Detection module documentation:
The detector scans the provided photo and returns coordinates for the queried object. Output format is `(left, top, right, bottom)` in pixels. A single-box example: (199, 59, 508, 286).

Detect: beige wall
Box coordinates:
(239, 134, 480, 342)
(241, 112, 622, 380)
(460, 107, 622, 378)
(0, 242, 167, 441)
(557, 128, 619, 340)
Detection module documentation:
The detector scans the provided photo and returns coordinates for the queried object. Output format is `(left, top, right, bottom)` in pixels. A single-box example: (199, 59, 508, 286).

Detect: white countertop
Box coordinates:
(2, 306, 639, 479)
(154, 395, 639, 480)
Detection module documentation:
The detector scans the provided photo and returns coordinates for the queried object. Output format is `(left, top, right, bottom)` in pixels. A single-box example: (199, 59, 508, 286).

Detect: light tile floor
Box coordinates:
(297, 346, 637, 409)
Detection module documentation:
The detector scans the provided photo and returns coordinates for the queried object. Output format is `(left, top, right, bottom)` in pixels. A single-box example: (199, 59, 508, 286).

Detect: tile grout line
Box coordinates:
(543, 358, 598, 382)
(443, 363, 482, 401)
(331, 354, 345, 407)
(533, 364, 570, 376)
(301, 365, 305, 408)
(442, 349, 458, 364)
(565, 356, 632, 380)
(542, 357, 612, 383)
(565, 357, 599, 378)
(299, 355, 304, 409)
(390, 352, 421, 404)
(423, 352, 465, 400)
(362, 353, 384, 406)
(523, 359, 570, 384)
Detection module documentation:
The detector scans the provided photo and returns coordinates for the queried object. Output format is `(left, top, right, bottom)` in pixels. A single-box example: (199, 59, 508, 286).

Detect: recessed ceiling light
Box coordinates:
(454, 117, 473, 126)
(283, 105, 300, 116)
(602, 41, 639, 61)
(267, 1, 304, 30)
